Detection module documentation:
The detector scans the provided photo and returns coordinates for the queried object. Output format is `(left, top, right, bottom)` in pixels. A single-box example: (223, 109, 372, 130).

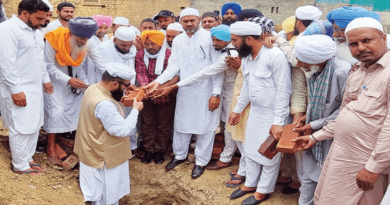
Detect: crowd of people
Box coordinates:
(1, 0, 390, 204)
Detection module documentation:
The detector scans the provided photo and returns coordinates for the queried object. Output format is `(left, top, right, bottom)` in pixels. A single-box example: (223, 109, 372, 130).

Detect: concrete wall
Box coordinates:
(2, 0, 190, 27)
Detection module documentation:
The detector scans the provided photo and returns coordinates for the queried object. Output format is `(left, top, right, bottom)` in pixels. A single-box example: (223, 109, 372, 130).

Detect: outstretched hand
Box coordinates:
(293, 135, 315, 150)
(144, 81, 161, 98)
(150, 85, 178, 99)
(264, 36, 279, 48)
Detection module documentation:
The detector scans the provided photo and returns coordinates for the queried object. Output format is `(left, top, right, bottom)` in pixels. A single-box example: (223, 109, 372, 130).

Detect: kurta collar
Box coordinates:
(12, 15, 32, 31)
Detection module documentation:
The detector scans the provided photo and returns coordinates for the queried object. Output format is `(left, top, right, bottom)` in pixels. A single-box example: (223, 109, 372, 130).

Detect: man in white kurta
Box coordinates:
(45, 2, 74, 32)
(74, 63, 139, 205)
(44, 17, 106, 166)
(0, 3, 52, 175)
(228, 21, 292, 204)
(147, 8, 220, 179)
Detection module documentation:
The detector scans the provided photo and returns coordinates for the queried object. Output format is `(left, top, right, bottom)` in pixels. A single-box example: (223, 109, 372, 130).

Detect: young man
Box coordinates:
(0, 0, 51, 175)
(74, 62, 141, 205)
(153, 10, 175, 34)
(46, 2, 74, 32)
(90, 15, 112, 45)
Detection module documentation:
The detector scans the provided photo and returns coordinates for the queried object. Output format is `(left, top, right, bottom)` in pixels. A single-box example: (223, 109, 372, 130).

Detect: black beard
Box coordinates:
(111, 87, 124, 102)
(115, 44, 129, 54)
(293, 26, 300, 36)
(238, 42, 252, 58)
(222, 18, 237, 26)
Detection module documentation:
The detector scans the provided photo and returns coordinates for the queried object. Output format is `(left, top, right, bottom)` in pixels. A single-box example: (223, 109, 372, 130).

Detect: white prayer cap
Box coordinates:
(295, 5, 322, 21)
(113, 17, 129, 26)
(230, 21, 262, 36)
(345, 17, 384, 34)
(180, 8, 200, 19)
(295, 34, 336, 64)
(115, 26, 136, 41)
(106, 62, 135, 80)
(167, 22, 184, 32)
(42, 0, 53, 12)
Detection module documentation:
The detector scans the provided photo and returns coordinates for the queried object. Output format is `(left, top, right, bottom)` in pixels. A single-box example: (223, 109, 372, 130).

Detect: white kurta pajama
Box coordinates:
(43, 39, 106, 133)
(233, 46, 292, 193)
(85, 35, 109, 84)
(155, 28, 220, 166)
(46, 18, 64, 33)
(79, 100, 138, 205)
(0, 16, 50, 171)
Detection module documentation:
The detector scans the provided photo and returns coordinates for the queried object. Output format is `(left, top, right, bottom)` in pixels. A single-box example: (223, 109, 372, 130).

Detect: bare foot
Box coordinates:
(231, 169, 238, 175)
(254, 192, 267, 200)
(29, 161, 46, 172)
(241, 186, 256, 192)
(55, 143, 67, 159)
(226, 174, 245, 185)
(13, 168, 42, 176)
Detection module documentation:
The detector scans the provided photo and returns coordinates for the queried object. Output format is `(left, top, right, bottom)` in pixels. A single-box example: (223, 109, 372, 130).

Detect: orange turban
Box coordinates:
(141, 30, 165, 46)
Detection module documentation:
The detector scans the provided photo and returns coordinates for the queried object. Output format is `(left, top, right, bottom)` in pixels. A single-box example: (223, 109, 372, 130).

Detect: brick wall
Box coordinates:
(2, 0, 190, 27)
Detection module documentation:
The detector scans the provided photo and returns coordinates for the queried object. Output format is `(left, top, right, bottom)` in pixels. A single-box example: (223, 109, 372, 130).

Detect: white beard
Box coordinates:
(302, 65, 320, 79)
(335, 41, 358, 65)
(70, 36, 89, 61)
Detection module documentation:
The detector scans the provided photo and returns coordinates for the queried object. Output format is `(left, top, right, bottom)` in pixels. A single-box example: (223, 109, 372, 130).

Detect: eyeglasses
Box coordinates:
(117, 81, 131, 87)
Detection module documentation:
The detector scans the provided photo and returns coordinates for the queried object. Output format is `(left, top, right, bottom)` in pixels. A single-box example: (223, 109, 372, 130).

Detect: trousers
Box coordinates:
(245, 157, 281, 193)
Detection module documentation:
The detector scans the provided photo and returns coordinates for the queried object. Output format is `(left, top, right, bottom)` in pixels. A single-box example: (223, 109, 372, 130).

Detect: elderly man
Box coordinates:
(0, 0, 51, 175)
(153, 10, 175, 34)
(228, 21, 292, 205)
(165, 22, 184, 49)
(201, 12, 220, 31)
(295, 17, 390, 205)
(46, 2, 74, 32)
(74, 62, 141, 205)
(327, 7, 381, 65)
(292, 34, 350, 205)
(90, 15, 112, 45)
(135, 30, 177, 164)
(146, 8, 220, 179)
(221, 2, 241, 26)
(44, 17, 106, 167)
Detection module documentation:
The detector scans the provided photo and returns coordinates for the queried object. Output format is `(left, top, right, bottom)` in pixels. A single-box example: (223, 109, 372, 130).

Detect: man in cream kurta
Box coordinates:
(228, 21, 292, 204)
(74, 62, 139, 205)
(147, 8, 220, 179)
(0, 2, 52, 175)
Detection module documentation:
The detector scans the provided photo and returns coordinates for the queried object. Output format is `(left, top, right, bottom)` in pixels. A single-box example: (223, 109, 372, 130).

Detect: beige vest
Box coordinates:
(74, 83, 132, 169)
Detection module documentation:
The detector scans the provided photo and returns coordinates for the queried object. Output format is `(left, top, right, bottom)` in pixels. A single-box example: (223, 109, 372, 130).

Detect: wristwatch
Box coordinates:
(212, 94, 221, 98)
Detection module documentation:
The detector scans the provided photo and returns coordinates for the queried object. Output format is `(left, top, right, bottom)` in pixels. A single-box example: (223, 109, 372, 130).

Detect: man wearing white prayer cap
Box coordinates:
(146, 7, 223, 179)
(292, 34, 350, 205)
(98, 26, 138, 150)
(228, 21, 292, 205)
(165, 22, 184, 48)
(294, 17, 390, 205)
(74, 62, 142, 205)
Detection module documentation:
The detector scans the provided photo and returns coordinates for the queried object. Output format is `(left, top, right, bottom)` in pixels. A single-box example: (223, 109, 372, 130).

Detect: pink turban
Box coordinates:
(91, 15, 113, 27)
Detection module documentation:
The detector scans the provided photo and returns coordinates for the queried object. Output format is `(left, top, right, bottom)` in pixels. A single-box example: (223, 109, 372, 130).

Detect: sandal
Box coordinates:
(29, 163, 46, 172)
(13, 169, 42, 176)
(226, 176, 246, 188)
(229, 169, 238, 177)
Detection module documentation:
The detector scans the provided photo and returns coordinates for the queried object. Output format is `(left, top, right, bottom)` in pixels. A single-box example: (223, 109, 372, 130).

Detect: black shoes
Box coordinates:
(154, 151, 165, 164)
(191, 165, 206, 179)
(141, 151, 154, 164)
(281, 185, 299, 195)
(230, 188, 256, 199)
(165, 158, 186, 171)
(241, 194, 270, 205)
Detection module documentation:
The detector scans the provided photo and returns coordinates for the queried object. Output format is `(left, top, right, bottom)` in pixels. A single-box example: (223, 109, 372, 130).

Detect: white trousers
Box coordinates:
(245, 157, 281, 194)
(173, 131, 215, 166)
(236, 141, 246, 177)
(380, 185, 390, 205)
(219, 123, 237, 163)
(8, 124, 39, 171)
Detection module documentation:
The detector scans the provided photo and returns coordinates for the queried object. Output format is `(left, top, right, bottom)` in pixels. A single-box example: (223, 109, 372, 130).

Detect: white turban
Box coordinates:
(106, 62, 135, 80)
(345, 17, 384, 34)
(42, 0, 53, 12)
(295, 34, 336, 64)
(295, 5, 322, 21)
(115, 26, 136, 42)
(167, 22, 184, 32)
(113, 17, 129, 26)
(180, 8, 200, 19)
(230, 21, 262, 36)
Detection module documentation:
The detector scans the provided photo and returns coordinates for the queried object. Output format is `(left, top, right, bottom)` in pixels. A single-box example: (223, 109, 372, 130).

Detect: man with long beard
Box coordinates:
(221, 2, 241, 26)
(0, 0, 51, 176)
(228, 21, 292, 205)
(43, 17, 106, 168)
(46, 2, 74, 32)
(327, 6, 381, 65)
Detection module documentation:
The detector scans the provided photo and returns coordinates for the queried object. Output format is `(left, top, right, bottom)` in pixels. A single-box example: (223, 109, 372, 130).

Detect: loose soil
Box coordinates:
(0, 121, 299, 205)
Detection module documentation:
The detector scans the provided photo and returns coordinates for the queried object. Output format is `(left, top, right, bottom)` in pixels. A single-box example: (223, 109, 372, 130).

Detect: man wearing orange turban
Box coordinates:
(140, 30, 165, 46)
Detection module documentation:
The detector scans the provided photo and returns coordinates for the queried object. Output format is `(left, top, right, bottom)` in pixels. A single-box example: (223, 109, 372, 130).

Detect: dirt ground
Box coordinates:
(0, 121, 299, 205)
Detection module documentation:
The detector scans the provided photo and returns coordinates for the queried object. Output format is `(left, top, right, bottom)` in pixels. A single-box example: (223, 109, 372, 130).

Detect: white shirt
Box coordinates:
(99, 40, 137, 84)
(0, 15, 50, 134)
(46, 19, 64, 32)
(86, 35, 110, 84)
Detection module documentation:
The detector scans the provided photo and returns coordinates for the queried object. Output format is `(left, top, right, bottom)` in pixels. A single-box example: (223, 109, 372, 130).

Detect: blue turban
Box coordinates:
(221, 2, 242, 16)
(303, 20, 334, 38)
(211, 25, 231, 42)
(327, 6, 381, 29)
(237, 9, 263, 21)
(68, 17, 98, 39)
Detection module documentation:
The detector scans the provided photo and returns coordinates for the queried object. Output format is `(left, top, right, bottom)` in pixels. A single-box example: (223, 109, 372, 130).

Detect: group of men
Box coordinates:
(1, 0, 390, 204)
